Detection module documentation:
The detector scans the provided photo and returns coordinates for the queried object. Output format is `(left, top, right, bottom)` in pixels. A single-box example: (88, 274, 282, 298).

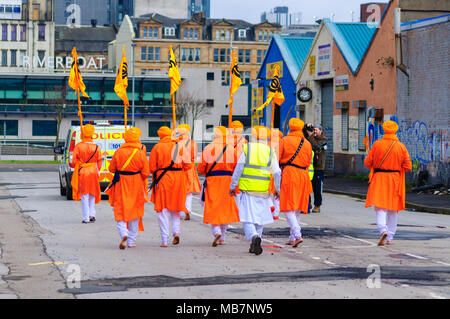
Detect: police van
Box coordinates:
(54, 121, 129, 200)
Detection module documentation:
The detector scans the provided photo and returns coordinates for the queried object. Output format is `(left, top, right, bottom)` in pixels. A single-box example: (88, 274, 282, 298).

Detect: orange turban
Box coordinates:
(157, 126, 172, 139)
(252, 126, 270, 140)
(81, 124, 95, 139)
(214, 126, 227, 137)
(382, 121, 399, 134)
(177, 124, 191, 136)
(231, 120, 244, 133)
(289, 118, 304, 131)
(124, 127, 140, 143)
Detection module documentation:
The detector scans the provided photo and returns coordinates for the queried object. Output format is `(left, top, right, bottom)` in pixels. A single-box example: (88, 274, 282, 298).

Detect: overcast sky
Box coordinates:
(211, 0, 375, 24)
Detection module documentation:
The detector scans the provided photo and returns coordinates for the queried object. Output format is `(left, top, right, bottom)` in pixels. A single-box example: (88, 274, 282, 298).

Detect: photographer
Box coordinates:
(306, 124, 328, 213)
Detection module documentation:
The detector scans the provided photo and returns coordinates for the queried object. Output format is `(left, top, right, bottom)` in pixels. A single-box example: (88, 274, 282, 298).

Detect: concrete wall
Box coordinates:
(399, 0, 450, 22)
(134, 0, 189, 19)
(397, 17, 449, 186)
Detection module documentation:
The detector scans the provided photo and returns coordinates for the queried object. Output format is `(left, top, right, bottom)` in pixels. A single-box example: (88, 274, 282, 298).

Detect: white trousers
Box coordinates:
(375, 207, 398, 242)
(284, 210, 302, 241)
(116, 219, 139, 246)
(158, 209, 181, 245)
(81, 194, 96, 222)
(269, 194, 280, 217)
(211, 224, 228, 241)
(182, 193, 193, 216)
(235, 193, 242, 207)
(242, 222, 264, 242)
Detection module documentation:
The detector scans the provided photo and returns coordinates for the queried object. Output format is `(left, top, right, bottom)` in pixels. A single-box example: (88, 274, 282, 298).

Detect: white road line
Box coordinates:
(433, 260, 450, 267)
(405, 253, 428, 260)
(429, 292, 446, 299)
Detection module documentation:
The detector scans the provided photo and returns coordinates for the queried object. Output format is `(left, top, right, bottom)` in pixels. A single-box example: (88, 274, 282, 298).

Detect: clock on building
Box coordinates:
(297, 87, 312, 102)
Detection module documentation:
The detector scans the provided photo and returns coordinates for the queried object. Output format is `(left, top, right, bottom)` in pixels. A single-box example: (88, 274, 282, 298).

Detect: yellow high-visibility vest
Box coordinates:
(308, 150, 314, 180)
(238, 142, 273, 193)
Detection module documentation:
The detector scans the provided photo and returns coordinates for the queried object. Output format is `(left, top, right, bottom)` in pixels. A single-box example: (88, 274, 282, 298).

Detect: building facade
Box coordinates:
(134, 0, 189, 19)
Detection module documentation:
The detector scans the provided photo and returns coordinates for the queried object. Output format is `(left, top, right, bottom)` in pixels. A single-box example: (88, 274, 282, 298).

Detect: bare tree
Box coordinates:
(42, 83, 70, 160)
(175, 90, 210, 138)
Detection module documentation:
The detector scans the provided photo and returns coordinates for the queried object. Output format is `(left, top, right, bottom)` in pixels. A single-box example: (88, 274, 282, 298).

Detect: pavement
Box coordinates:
(324, 175, 450, 215)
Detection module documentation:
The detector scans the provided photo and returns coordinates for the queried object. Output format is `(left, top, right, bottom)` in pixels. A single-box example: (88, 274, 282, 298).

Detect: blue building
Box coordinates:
(255, 35, 313, 134)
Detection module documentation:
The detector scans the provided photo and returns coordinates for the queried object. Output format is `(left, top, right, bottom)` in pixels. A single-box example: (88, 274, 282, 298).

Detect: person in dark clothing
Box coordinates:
(306, 124, 328, 213)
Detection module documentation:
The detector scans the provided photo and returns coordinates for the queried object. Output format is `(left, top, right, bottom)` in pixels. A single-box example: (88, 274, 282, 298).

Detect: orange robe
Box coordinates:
(178, 136, 201, 194)
(149, 137, 193, 213)
(364, 135, 412, 212)
(197, 137, 240, 225)
(279, 131, 313, 213)
(70, 141, 102, 203)
(106, 143, 150, 229)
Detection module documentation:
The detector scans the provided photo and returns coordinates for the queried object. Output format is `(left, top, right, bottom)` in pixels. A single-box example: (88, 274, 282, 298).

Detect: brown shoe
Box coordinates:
(172, 234, 180, 245)
(386, 241, 394, 246)
(378, 232, 388, 246)
(292, 237, 303, 248)
(119, 236, 128, 250)
(184, 213, 190, 221)
(212, 234, 221, 247)
(285, 241, 294, 246)
(312, 206, 320, 213)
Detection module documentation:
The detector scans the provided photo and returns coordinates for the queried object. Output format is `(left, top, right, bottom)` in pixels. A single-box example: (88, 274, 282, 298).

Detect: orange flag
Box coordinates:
(227, 49, 242, 105)
(114, 46, 129, 107)
(256, 64, 284, 111)
(168, 45, 181, 95)
(68, 47, 90, 98)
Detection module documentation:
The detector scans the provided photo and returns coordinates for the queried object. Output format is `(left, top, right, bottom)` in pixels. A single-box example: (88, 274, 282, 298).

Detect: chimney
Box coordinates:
(193, 11, 206, 24)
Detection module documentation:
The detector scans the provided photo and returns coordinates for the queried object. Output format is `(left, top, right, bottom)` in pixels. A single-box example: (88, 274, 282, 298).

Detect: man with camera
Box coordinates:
(304, 123, 328, 213)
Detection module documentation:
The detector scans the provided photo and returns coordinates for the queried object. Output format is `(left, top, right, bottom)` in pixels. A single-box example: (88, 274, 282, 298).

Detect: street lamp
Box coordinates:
(131, 42, 136, 127)
(350, 10, 355, 22)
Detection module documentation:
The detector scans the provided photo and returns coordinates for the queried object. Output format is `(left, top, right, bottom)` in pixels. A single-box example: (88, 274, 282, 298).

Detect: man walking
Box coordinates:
(70, 124, 102, 224)
(307, 124, 328, 213)
(364, 121, 412, 246)
(230, 126, 281, 255)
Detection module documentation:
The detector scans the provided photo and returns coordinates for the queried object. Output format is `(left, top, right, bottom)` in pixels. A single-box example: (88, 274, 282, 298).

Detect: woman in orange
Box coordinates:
(105, 127, 150, 249)
(176, 124, 201, 221)
(198, 126, 240, 247)
(149, 126, 193, 247)
(268, 128, 283, 220)
(70, 124, 102, 224)
(279, 118, 313, 247)
(365, 121, 412, 246)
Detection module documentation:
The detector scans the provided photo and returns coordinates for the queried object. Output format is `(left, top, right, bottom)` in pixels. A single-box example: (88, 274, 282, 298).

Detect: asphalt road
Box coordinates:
(0, 169, 449, 300)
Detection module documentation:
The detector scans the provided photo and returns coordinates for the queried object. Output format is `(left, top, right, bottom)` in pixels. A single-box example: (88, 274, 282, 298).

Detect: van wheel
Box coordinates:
(60, 177, 67, 196)
(65, 175, 73, 200)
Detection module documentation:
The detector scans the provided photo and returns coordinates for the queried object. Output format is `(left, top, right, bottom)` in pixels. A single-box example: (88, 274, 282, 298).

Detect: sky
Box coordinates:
(211, 0, 376, 24)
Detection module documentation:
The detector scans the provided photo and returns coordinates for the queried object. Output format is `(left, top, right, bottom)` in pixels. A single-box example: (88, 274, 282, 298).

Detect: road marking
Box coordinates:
(333, 235, 377, 249)
(405, 253, 428, 260)
(311, 256, 321, 260)
(429, 292, 446, 299)
(434, 260, 450, 267)
(28, 261, 67, 266)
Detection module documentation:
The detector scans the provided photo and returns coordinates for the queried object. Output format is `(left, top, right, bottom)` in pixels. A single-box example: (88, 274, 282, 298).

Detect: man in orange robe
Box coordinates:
(364, 121, 412, 246)
(279, 118, 313, 247)
(268, 128, 283, 220)
(177, 124, 201, 221)
(229, 120, 247, 207)
(149, 126, 193, 247)
(105, 127, 150, 249)
(70, 124, 102, 224)
(198, 126, 240, 247)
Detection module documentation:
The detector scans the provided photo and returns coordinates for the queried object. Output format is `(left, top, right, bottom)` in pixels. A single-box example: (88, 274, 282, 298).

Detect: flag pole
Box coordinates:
(124, 103, 128, 132)
(228, 99, 233, 128)
(77, 89, 83, 131)
(172, 93, 176, 130)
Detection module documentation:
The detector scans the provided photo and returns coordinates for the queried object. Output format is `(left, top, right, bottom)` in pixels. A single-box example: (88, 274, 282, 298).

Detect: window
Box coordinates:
(19, 50, 26, 66)
(269, 30, 273, 40)
(238, 49, 244, 63)
(149, 121, 171, 137)
(238, 29, 246, 38)
(2, 24, 7, 41)
(189, 28, 193, 38)
(259, 30, 263, 41)
(153, 27, 158, 38)
(1, 50, 7, 66)
(10, 49, 16, 66)
(141, 47, 147, 61)
(257, 50, 263, 64)
(184, 28, 188, 39)
(181, 48, 187, 62)
(143, 27, 147, 38)
(206, 99, 214, 107)
(37, 50, 45, 67)
(213, 48, 218, 62)
(225, 30, 230, 40)
(206, 72, 214, 80)
(188, 48, 194, 62)
(195, 48, 200, 62)
(0, 120, 18, 136)
(148, 27, 153, 38)
(4, 5, 12, 13)
(221, 70, 230, 86)
(341, 105, 349, 150)
(264, 31, 267, 41)
(154, 47, 160, 61)
(242, 71, 251, 85)
(13, 6, 20, 14)
(20, 25, 26, 41)
(148, 47, 154, 61)
(219, 49, 226, 63)
(10, 25, 16, 41)
(38, 24, 45, 41)
(245, 49, 251, 64)
(32, 120, 57, 136)
(165, 27, 175, 36)
(358, 107, 367, 151)
(194, 29, 198, 39)
(215, 29, 220, 40)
